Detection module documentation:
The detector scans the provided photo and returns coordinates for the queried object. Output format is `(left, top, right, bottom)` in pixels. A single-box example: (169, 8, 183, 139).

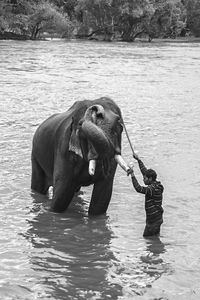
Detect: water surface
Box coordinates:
(0, 40, 200, 300)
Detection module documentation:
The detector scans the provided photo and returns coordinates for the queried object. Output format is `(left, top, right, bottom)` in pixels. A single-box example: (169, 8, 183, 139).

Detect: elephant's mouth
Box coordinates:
(79, 104, 123, 176)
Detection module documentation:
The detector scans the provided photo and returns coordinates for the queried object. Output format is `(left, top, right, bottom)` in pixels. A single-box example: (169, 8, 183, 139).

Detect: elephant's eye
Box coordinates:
(78, 119, 84, 126)
(117, 121, 123, 133)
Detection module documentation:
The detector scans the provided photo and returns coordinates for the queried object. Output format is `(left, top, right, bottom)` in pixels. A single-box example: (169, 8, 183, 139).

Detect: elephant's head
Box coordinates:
(69, 98, 124, 177)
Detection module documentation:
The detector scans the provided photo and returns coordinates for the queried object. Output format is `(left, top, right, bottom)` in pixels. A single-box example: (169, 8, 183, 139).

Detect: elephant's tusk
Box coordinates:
(89, 159, 96, 176)
(114, 154, 129, 173)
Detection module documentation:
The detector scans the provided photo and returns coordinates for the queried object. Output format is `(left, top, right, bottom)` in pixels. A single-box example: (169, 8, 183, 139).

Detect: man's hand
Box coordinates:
(127, 166, 134, 176)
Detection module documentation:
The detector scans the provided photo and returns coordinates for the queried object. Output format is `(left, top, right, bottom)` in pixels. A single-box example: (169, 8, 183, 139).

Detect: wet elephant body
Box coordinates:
(31, 97, 124, 215)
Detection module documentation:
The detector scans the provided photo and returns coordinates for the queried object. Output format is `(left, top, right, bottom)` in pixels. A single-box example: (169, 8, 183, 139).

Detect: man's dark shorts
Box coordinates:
(143, 218, 163, 237)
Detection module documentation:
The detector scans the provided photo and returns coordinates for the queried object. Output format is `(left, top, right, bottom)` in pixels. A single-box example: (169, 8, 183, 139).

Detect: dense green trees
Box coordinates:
(0, 0, 199, 40)
(143, 0, 186, 41)
(0, 0, 73, 39)
(29, 1, 73, 39)
(186, 0, 200, 37)
(74, 0, 186, 41)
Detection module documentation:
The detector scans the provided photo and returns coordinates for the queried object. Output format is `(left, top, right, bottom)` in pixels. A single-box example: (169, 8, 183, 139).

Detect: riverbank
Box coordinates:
(0, 32, 29, 40)
(146, 37, 200, 43)
(0, 31, 200, 44)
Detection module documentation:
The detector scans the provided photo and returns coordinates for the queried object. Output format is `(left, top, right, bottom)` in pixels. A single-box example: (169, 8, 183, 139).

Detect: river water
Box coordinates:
(0, 40, 200, 300)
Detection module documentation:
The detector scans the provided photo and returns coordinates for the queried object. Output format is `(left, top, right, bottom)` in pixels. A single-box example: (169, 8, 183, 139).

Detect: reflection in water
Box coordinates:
(114, 239, 170, 298)
(140, 236, 167, 281)
(24, 192, 122, 299)
(23, 193, 171, 299)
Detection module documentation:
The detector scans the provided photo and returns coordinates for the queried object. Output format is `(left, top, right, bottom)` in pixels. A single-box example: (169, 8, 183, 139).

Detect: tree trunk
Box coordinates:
(31, 24, 41, 40)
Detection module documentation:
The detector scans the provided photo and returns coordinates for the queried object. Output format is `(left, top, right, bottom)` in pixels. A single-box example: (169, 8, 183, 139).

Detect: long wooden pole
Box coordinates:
(122, 120, 135, 156)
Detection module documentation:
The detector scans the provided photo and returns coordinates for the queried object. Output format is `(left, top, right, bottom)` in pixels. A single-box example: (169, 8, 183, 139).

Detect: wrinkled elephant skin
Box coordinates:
(31, 97, 124, 215)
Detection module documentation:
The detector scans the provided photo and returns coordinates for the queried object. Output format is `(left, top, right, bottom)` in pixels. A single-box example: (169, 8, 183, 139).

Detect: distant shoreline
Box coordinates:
(0, 32, 200, 43)
(146, 37, 200, 43)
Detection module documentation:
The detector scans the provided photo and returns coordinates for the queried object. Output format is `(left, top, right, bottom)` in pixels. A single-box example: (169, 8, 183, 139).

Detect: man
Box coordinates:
(128, 153, 164, 237)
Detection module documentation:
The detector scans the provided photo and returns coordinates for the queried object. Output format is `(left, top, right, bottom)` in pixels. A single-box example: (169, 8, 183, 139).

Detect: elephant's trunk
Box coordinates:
(81, 120, 110, 155)
(81, 104, 123, 176)
(81, 120, 110, 176)
(82, 104, 111, 154)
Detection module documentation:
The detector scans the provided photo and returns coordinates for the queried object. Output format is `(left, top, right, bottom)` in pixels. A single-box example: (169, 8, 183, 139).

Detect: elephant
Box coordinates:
(31, 97, 128, 215)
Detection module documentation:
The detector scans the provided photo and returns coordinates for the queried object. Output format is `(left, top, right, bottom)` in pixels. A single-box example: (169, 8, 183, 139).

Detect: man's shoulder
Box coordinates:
(152, 181, 164, 192)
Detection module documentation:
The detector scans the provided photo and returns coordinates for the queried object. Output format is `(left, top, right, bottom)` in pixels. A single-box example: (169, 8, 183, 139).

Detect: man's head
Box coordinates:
(143, 169, 157, 185)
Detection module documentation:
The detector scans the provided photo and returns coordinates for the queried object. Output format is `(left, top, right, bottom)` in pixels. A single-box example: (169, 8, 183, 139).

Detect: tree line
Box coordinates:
(0, 0, 200, 41)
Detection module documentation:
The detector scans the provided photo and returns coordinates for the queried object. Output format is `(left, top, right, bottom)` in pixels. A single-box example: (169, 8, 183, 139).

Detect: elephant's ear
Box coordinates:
(69, 118, 83, 158)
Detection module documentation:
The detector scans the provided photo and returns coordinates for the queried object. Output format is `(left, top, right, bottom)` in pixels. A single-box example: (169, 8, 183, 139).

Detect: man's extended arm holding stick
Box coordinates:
(120, 120, 164, 237)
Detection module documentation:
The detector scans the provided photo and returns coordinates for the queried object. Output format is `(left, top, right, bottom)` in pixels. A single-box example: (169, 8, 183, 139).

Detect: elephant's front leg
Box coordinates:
(89, 164, 117, 215)
(51, 159, 76, 212)
(89, 177, 115, 215)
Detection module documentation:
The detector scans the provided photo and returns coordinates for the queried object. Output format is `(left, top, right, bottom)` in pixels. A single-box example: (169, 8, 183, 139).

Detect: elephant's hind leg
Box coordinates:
(31, 155, 49, 195)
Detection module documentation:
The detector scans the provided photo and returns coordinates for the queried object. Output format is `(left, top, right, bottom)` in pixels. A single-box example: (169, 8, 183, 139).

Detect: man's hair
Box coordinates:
(145, 169, 157, 181)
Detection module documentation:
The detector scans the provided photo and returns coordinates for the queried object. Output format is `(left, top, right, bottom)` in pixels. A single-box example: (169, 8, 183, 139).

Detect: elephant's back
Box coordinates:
(32, 110, 72, 155)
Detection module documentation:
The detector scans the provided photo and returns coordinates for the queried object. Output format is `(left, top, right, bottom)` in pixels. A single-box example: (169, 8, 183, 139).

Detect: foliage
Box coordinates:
(29, 1, 73, 39)
(75, 0, 117, 40)
(0, 0, 73, 39)
(52, 0, 78, 19)
(0, 0, 199, 40)
(116, 0, 153, 41)
(186, 0, 200, 37)
(144, 0, 186, 41)
(74, 0, 154, 41)
(74, 0, 187, 41)
(0, 0, 32, 34)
